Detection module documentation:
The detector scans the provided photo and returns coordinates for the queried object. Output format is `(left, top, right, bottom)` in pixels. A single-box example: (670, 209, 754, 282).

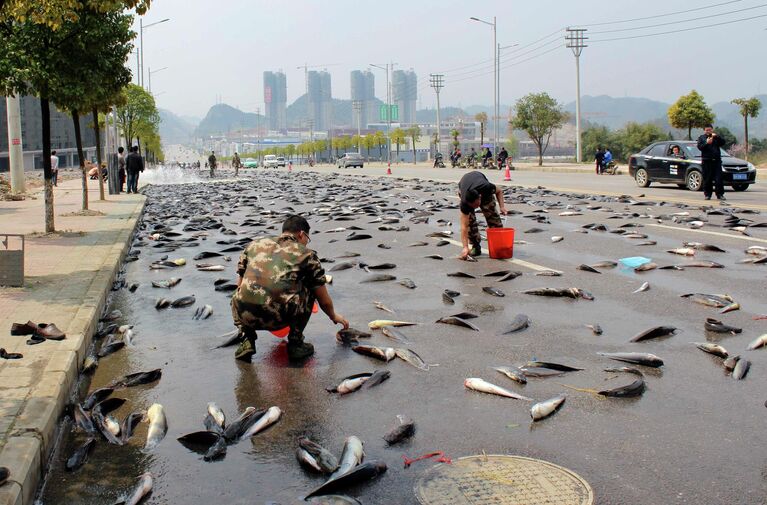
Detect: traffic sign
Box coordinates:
(379, 105, 399, 121)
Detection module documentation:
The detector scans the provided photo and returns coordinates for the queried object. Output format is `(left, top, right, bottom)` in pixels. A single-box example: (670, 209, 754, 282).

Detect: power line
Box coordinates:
(590, 2, 767, 34)
(445, 37, 562, 80)
(448, 44, 563, 84)
(591, 11, 767, 42)
(579, 0, 742, 27)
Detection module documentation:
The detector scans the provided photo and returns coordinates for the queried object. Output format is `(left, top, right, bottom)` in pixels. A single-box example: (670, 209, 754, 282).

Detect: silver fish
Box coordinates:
(115, 472, 153, 505)
(394, 348, 429, 371)
(494, 366, 527, 384)
(531, 395, 566, 421)
(746, 334, 767, 350)
(694, 342, 729, 358)
(239, 406, 281, 439)
(144, 403, 167, 450)
(633, 282, 650, 293)
(464, 378, 532, 401)
(329, 436, 364, 481)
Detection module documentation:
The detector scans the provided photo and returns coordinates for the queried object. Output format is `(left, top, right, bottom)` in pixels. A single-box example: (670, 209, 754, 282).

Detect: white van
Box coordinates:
(263, 155, 279, 168)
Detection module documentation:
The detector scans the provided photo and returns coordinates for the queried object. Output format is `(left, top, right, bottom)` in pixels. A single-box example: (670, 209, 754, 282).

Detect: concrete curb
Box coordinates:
(0, 196, 146, 505)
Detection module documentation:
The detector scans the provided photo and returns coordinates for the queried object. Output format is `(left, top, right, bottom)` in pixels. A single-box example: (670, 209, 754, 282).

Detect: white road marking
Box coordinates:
(439, 237, 562, 273)
(646, 224, 767, 244)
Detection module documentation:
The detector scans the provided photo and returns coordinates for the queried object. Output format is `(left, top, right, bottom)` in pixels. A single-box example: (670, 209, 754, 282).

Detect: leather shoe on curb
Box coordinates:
(0, 466, 9, 486)
(26, 335, 45, 345)
(0, 348, 23, 360)
(35, 323, 66, 340)
(10, 321, 37, 336)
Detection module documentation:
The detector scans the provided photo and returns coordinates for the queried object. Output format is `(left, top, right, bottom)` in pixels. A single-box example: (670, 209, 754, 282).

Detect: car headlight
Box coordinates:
(748, 162, 755, 171)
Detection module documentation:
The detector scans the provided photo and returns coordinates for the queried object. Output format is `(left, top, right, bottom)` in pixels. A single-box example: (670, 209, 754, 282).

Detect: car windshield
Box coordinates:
(346, 153, 362, 158)
(683, 145, 731, 158)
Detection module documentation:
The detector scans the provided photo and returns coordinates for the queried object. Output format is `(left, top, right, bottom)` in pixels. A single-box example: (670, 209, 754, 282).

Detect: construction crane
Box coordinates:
(295, 63, 340, 98)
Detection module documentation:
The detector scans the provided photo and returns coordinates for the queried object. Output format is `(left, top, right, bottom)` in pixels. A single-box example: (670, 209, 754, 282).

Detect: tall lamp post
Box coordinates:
(497, 43, 518, 148)
(148, 66, 168, 94)
(470, 16, 497, 157)
(140, 18, 170, 89)
(370, 63, 394, 165)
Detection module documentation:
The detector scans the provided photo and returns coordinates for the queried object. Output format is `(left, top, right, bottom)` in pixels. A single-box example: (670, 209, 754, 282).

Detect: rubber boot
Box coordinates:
(287, 333, 314, 361)
(234, 331, 257, 362)
(470, 243, 482, 257)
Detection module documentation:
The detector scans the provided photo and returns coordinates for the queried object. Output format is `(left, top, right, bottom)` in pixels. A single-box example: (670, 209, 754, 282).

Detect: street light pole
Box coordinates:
(148, 66, 168, 94)
(371, 63, 393, 165)
(352, 100, 362, 154)
(497, 43, 518, 148)
(566, 27, 588, 163)
(470, 16, 497, 158)
(139, 18, 170, 89)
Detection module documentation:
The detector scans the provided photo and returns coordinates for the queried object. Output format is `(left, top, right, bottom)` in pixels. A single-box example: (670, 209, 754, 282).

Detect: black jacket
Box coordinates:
(125, 152, 144, 173)
(696, 134, 725, 160)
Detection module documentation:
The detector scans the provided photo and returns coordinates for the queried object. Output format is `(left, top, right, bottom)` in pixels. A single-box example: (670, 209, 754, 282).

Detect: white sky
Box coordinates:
(137, 0, 767, 118)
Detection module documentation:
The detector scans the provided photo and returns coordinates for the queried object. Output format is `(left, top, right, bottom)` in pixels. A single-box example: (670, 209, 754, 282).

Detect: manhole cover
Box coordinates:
(414, 454, 593, 505)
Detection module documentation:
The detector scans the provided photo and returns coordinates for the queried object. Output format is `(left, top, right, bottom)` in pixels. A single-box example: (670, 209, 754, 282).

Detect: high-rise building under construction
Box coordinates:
(263, 71, 287, 131)
(392, 69, 417, 125)
(350, 70, 376, 128)
(307, 70, 332, 131)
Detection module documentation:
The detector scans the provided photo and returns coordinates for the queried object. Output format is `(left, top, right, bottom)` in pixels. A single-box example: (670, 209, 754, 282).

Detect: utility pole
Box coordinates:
(352, 100, 362, 154)
(6, 95, 25, 193)
(566, 27, 588, 163)
(370, 63, 394, 165)
(470, 16, 497, 157)
(429, 74, 444, 156)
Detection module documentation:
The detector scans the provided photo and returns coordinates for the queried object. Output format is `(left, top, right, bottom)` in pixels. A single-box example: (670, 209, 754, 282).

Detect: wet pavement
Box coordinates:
(38, 169, 767, 504)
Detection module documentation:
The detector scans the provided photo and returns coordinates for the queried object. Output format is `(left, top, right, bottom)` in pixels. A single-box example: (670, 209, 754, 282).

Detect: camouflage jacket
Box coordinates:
(236, 233, 326, 306)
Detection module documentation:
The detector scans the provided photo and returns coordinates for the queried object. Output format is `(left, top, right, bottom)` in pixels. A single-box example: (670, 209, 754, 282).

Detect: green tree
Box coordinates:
(1, 0, 150, 29)
(362, 135, 374, 158)
(612, 122, 666, 161)
(115, 84, 160, 148)
(731, 97, 762, 161)
(390, 128, 406, 161)
(713, 125, 737, 150)
(406, 125, 421, 164)
(374, 130, 386, 159)
(668, 90, 714, 140)
(511, 92, 569, 166)
(450, 129, 460, 150)
(581, 125, 613, 162)
(285, 144, 296, 162)
(474, 112, 487, 147)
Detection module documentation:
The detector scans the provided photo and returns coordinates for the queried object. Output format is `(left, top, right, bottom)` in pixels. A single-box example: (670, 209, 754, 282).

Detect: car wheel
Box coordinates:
(634, 168, 651, 187)
(686, 170, 703, 191)
(732, 183, 749, 192)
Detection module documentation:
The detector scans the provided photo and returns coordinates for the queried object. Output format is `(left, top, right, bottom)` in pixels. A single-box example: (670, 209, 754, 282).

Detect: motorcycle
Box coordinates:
(433, 153, 445, 168)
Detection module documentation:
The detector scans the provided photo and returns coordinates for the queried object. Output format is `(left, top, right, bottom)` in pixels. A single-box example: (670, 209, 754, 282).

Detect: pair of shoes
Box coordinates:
(11, 321, 37, 336)
(35, 323, 66, 340)
(704, 195, 711, 200)
(287, 341, 315, 360)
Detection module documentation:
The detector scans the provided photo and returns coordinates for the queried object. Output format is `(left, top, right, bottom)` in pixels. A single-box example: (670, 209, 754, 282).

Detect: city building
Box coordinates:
(0, 96, 97, 171)
(350, 70, 376, 128)
(392, 69, 417, 125)
(307, 70, 332, 131)
(263, 71, 287, 131)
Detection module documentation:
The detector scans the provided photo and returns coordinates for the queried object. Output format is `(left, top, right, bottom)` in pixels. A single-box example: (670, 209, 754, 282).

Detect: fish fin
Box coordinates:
(556, 383, 601, 396)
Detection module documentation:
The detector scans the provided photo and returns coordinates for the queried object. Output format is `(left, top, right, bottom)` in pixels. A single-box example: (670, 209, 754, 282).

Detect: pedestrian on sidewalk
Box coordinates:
(51, 150, 59, 186)
(125, 145, 144, 194)
(208, 151, 217, 178)
(595, 147, 604, 175)
(117, 146, 126, 192)
(230, 215, 349, 362)
(697, 124, 726, 201)
(457, 170, 508, 260)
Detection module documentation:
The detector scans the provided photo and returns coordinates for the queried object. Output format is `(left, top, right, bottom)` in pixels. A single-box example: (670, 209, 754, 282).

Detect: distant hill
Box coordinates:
(159, 109, 195, 144)
(416, 107, 467, 123)
(564, 95, 670, 131)
(285, 94, 385, 127)
(194, 103, 264, 138)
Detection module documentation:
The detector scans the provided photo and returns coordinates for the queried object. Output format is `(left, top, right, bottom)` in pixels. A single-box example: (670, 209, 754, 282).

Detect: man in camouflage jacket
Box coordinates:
(231, 215, 349, 362)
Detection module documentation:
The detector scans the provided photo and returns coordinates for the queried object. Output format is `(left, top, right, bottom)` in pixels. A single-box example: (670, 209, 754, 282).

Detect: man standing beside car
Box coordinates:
(696, 124, 726, 201)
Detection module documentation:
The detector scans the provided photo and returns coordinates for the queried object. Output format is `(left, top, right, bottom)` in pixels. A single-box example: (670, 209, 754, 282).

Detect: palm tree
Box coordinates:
(390, 128, 406, 162)
(406, 126, 421, 164)
(450, 129, 460, 150)
(475, 112, 488, 147)
(731, 97, 762, 161)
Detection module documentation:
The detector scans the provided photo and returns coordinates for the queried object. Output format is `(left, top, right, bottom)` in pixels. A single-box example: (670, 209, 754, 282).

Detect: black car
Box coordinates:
(628, 141, 757, 192)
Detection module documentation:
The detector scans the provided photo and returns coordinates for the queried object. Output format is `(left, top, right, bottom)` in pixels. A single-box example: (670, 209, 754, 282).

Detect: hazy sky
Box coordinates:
(137, 0, 767, 118)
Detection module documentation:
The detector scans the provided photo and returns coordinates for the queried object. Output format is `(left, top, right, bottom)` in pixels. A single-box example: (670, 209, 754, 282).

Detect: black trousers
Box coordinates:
(701, 159, 724, 197)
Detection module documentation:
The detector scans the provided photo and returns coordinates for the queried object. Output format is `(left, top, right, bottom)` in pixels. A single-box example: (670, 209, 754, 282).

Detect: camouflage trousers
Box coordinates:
(230, 287, 315, 344)
(468, 195, 503, 247)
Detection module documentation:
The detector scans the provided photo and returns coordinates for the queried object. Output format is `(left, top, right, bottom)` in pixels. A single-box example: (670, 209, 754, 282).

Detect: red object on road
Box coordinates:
(387, 162, 392, 175)
(403, 451, 452, 469)
(503, 161, 511, 181)
(270, 302, 319, 338)
(487, 228, 515, 259)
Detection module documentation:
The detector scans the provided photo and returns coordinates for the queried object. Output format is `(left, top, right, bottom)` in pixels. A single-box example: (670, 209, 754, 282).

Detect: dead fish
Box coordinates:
(745, 245, 767, 255)
(346, 233, 373, 241)
(352, 344, 396, 362)
(100, 310, 122, 322)
(447, 272, 476, 279)
(155, 298, 171, 310)
(336, 252, 361, 258)
(498, 271, 523, 281)
(659, 265, 684, 271)
(681, 293, 734, 308)
(368, 320, 416, 329)
(704, 318, 742, 334)
(598, 352, 664, 367)
(171, 295, 196, 308)
(298, 437, 339, 474)
(633, 282, 650, 294)
(525, 361, 583, 372)
(114, 472, 153, 505)
(494, 366, 527, 384)
(82, 354, 99, 374)
(720, 302, 740, 314)
(83, 387, 114, 411)
(91, 409, 122, 445)
(98, 339, 125, 358)
(329, 262, 356, 272)
(694, 342, 729, 358)
(373, 301, 395, 313)
(523, 287, 590, 300)
(535, 270, 562, 277)
(525, 227, 545, 233)
(684, 261, 724, 268)
(634, 262, 658, 272)
(381, 326, 410, 344)
(193, 304, 213, 320)
(484, 270, 512, 277)
(590, 261, 617, 269)
(424, 254, 444, 260)
(193, 251, 223, 260)
(667, 247, 696, 256)
(383, 415, 415, 445)
(683, 242, 726, 252)
(635, 240, 657, 246)
(503, 314, 530, 334)
(598, 370, 645, 398)
(222, 407, 262, 441)
(239, 406, 281, 440)
(297, 446, 325, 474)
(121, 411, 145, 443)
(723, 355, 740, 371)
(463, 255, 478, 262)
(530, 395, 566, 421)
(442, 291, 456, 305)
(577, 264, 601, 273)
(399, 278, 417, 289)
(206, 402, 226, 432)
(482, 286, 505, 297)
(305, 461, 387, 500)
(360, 369, 391, 389)
(197, 264, 226, 271)
(145, 403, 167, 450)
(551, 236, 564, 243)
(112, 368, 162, 388)
(746, 334, 767, 350)
(408, 241, 429, 247)
(427, 230, 453, 238)
(732, 358, 750, 380)
(464, 378, 532, 401)
(336, 328, 372, 345)
(436, 316, 480, 331)
(360, 274, 396, 283)
(94, 397, 126, 416)
(128, 283, 139, 292)
(586, 324, 603, 335)
(66, 437, 96, 471)
(151, 277, 181, 289)
(394, 348, 429, 371)
(630, 326, 676, 342)
(328, 436, 365, 480)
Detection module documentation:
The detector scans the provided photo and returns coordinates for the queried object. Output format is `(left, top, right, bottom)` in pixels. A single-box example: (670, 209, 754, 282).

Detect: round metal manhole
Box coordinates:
(414, 454, 594, 505)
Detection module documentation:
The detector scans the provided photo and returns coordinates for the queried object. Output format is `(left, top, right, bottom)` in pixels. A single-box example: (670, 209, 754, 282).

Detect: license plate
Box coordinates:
(733, 173, 747, 180)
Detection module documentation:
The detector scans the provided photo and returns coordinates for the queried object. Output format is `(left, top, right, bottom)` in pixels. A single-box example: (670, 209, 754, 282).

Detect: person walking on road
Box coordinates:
(697, 124, 726, 201)
(231, 215, 349, 363)
(125, 146, 144, 194)
(117, 146, 126, 192)
(51, 151, 59, 186)
(233, 152, 241, 177)
(208, 151, 217, 178)
(595, 147, 604, 175)
(457, 170, 508, 260)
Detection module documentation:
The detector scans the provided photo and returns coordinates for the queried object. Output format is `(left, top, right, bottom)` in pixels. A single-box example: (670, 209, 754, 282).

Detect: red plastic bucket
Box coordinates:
(487, 228, 515, 259)
(270, 302, 319, 338)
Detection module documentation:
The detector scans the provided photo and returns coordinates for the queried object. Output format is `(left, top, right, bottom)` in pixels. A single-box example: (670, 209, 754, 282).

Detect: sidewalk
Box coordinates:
(0, 177, 144, 505)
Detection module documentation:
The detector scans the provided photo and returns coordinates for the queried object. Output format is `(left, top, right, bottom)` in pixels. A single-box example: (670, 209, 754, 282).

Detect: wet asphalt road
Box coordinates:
(39, 168, 767, 505)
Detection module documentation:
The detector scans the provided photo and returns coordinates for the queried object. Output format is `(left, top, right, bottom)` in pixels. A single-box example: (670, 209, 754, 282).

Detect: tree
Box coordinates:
(406, 125, 421, 164)
(668, 90, 714, 140)
(390, 128, 406, 161)
(581, 125, 613, 162)
(612, 122, 666, 161)
(362, 135, 374, 158)
(450, 129, 460, 150)
(1, 0, 150, 29)
(115, 84, 160, 147)
(731, 97, 762, 161)
(713, 125, 737, 150)
(474, 112, 487, 147)
(374, 131, 386, 160)
(511, 92, 569, 166)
